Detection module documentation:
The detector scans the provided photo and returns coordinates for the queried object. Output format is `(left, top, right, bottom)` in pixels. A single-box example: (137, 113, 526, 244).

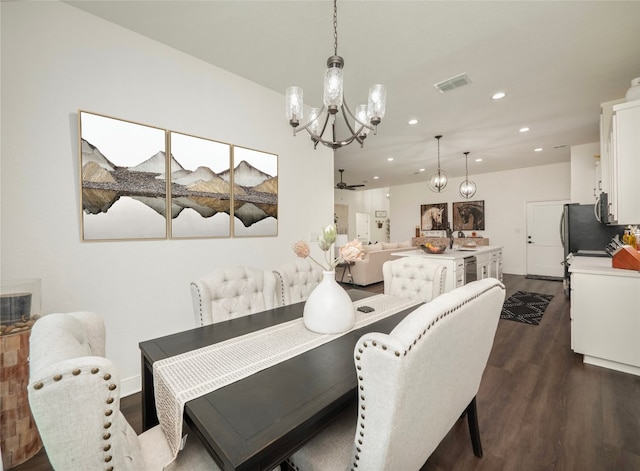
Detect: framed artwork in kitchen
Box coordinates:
(79, 110, 168, 241)
(420, 203, 448, 231)
(168, 131, 232, 239)
(453, 200, 485, 231)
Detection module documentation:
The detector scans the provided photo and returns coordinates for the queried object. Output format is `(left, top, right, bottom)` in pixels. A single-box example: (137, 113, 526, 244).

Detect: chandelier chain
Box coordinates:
(464, 151, 469, 177)
(333, 0, 338, 56)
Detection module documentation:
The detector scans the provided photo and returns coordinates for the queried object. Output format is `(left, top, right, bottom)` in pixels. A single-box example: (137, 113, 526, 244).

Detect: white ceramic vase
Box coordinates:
(303, 270, 355, 334)
(626, 77, 640, 102)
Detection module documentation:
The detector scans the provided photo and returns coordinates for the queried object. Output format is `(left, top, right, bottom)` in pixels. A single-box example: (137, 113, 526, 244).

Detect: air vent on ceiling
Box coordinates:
(552, 144, 567, 149)
(434, 73, 472, 93)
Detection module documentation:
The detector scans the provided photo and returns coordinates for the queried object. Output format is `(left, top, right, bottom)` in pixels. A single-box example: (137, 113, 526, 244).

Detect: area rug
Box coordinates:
(500, 291, 554, 326)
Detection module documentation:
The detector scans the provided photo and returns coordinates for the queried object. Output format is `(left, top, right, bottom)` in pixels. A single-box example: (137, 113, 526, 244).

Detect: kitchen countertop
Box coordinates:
(568, 255, 640, 278)
(392, 245, 503, 261)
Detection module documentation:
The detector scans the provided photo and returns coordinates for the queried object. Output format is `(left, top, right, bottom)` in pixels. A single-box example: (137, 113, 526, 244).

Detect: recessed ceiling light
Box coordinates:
(519, 127, 530, 133)
(534, 147, 543, 152)
(475, 158, 483, 162)
(491, 91, 506, 100)
(373, 176, 379, 180)
(408, 119, 418, 125)
(387, 157, 394, 161)
(419, 168, 425, 172)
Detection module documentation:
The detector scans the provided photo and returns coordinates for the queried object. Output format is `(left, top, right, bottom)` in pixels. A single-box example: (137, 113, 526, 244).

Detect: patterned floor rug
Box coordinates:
(501, 291, 554, 326)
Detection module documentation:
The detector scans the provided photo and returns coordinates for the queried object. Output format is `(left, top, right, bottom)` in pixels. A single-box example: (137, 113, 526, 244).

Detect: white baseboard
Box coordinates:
(121, 374, 142, 397)
(583, 355, 640, 377)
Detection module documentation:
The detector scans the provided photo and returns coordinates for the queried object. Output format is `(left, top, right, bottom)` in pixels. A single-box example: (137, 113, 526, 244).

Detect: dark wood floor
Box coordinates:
(13, 275, 640, 470)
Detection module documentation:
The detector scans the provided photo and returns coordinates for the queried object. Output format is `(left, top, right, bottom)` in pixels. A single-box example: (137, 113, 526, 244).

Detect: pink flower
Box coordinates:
(340, 239, 364, 263)
(293, 240, 311, 258)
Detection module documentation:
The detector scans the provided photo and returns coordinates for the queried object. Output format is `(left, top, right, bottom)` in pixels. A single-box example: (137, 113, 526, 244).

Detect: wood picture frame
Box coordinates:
(79, 111, 168, 241)
(420, 203, 448, 231)
(453, 200, 485, 231)
(168, 131, 232, 239)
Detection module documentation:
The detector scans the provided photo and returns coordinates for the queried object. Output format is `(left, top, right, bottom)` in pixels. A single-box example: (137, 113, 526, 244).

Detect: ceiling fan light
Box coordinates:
(285, 86, 303, 124)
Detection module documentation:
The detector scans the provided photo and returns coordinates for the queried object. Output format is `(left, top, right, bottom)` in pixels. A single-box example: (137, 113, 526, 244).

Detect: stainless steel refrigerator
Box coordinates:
(560, 203, 625, 295)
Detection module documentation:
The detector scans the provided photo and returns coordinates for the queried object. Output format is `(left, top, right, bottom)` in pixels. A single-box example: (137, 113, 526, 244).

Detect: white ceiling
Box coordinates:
(65, 0, 640, 190)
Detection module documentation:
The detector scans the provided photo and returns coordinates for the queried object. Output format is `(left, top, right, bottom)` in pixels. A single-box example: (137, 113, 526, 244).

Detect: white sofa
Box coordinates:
(338, 241, 414, 286)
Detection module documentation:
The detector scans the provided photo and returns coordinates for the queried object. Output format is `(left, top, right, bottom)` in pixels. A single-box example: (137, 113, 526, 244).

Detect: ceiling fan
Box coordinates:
(336, 169, 365, 190)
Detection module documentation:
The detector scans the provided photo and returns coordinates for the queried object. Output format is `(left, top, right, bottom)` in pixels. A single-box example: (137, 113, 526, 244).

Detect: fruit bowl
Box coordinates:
(420, 242, 447, 254)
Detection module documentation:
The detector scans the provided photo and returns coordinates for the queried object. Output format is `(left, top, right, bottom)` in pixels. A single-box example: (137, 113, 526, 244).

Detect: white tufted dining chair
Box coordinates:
(287, 278, 506, 471)
(382, 256, 447, 303)
(190, 266, 277, 326)
(28, 311, 220, 471)
(273, 259, 323, 307)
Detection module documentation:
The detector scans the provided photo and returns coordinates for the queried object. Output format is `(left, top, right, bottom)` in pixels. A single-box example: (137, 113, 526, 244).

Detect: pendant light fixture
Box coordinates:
(285, 0, 386, 150)
(427, 135, 448, 192)
(459, 151, 477, 199)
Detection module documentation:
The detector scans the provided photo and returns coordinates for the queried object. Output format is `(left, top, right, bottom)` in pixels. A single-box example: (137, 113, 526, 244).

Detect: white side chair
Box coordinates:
(190, 266, 277, 326)
(28, 311, 220, 471)
(287, 278, 506, 470)
(382, 256, 447, 302)
(273, 258, 323, 307)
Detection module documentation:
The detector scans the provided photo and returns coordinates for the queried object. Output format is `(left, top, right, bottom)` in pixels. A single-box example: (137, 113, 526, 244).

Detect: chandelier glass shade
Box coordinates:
(427, 135, 448, 193)
(459, 151, 477, 199)
(285, 0, 386, 150)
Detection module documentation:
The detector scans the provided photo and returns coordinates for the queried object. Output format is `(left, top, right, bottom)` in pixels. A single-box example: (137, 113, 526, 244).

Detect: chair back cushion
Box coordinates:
(382, 257, 447, 302)
(190, 266, 276, 325)
(353, 278, 505, 469)
(273, 259, 323, 306)
(28, 312, 146, 471)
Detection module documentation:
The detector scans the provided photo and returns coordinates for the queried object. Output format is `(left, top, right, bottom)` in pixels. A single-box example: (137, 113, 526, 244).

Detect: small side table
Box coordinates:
(337, 262, 355, 285)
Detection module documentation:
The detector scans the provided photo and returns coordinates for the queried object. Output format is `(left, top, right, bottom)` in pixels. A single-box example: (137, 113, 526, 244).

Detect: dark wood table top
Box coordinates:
(139, 289, 420, 471)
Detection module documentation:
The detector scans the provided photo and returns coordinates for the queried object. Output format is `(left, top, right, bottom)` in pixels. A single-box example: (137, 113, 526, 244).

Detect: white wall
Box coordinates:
(334, 187, 390, 243)
(1, 2, 333, 395)
(389, 162, 571, 274)
(570, 142, 600, 204)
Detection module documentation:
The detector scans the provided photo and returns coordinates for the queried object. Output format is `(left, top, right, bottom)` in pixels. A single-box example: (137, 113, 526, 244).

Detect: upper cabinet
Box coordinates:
(600, 98, 640, 225)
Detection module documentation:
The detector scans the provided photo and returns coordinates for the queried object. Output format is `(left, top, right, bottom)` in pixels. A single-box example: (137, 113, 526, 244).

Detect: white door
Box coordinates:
(356, 212, 370, 245)
(526, 200, 568, 278)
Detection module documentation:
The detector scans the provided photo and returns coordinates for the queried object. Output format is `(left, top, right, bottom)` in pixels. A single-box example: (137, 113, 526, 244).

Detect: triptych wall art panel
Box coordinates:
(79, 111, 278, 241)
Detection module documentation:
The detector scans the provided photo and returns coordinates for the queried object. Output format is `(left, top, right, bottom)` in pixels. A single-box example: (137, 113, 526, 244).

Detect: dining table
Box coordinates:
(139, 289, 422, 471)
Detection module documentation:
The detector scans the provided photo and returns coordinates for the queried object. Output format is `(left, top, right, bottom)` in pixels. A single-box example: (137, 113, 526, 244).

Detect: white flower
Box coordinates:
(292, 224, 363, 271)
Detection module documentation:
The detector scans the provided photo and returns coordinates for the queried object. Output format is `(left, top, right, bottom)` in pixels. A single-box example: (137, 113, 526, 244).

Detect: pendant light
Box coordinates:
(427, 135, 448, 192)
(459, 151, 477, 199)
(285, 0, 386, 150)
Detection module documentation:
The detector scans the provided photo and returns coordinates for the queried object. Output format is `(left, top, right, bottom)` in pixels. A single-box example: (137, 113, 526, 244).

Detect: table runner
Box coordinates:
(153, 294, 421, 462)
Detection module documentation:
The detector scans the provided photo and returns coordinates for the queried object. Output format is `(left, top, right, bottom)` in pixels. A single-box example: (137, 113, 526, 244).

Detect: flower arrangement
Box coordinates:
(293, 224, 364, 272)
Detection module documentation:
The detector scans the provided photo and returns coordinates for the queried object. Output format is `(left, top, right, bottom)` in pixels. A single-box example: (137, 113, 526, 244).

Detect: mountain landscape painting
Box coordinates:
(80, 111, 168, 240)
(79, 111, 278, 241)
(231, 146, 278, 237)
(169, 132, 232, 238)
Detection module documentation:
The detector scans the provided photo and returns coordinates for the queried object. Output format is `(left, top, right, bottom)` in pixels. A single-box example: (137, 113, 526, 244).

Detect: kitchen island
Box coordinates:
(392, 245, 503, 292)
(569, 256, 640, 376)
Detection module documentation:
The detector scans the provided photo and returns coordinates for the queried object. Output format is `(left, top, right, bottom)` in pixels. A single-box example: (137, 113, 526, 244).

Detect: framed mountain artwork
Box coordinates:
(231, 146, 278, 237)
(168, 131, 232, 239)
(79, 111, 168, 241)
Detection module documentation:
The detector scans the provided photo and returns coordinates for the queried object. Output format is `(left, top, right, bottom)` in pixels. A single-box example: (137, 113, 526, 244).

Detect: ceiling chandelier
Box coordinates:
(459, 151, 477, 199)
(427, 135, 448, 192)
(285, 0, 386, 150)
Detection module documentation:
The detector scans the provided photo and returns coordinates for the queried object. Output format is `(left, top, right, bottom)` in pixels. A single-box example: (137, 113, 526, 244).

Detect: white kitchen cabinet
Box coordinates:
(570, 257, 640, 376)
(392, 246, 503, 292)
(600, 98, 640, 225)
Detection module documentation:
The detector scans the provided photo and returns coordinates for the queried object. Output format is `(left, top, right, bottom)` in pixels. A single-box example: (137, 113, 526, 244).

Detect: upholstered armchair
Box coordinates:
(190, 266, 277, 326)
(382, 256, 447, 302)
(287, 278, 506, 470)
(28, 311, 219, 471)
(273, 258, 323, 307)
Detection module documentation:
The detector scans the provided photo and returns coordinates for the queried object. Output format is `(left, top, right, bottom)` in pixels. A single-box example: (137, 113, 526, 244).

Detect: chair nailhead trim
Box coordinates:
(349, 283, 504, 466)
(53, 374, 62, 381)
(72, 369, 81, 376)
(91, 368, 99, 374)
